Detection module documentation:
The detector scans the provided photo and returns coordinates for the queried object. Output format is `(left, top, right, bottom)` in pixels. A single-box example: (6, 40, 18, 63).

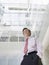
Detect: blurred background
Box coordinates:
(0, 0, 49, 65)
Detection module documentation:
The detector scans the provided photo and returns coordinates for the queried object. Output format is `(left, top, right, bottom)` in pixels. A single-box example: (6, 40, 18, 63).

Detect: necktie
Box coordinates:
(24, 38, 28, 54)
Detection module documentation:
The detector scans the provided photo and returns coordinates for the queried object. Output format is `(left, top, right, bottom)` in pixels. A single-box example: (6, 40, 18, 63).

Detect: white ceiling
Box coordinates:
(0, 0, 49, 5)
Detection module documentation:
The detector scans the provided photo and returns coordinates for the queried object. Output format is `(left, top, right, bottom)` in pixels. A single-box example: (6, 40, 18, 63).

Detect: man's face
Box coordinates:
(23, 29, 29, 38)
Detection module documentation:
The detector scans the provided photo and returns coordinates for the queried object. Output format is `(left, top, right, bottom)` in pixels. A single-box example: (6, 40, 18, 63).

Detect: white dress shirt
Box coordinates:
(24, 37, 42, 58)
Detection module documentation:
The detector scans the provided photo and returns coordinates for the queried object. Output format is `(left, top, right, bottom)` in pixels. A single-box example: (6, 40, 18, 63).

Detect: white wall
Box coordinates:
(42, 27, 49, 65)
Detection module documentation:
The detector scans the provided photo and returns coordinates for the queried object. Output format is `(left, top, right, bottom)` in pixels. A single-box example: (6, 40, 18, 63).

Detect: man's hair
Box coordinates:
(22, 28, 31, 36)
(23, 28, 28, 32)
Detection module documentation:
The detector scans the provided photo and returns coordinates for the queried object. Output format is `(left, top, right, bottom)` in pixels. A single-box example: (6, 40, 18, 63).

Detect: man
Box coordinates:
(20, 28, 43, 65)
